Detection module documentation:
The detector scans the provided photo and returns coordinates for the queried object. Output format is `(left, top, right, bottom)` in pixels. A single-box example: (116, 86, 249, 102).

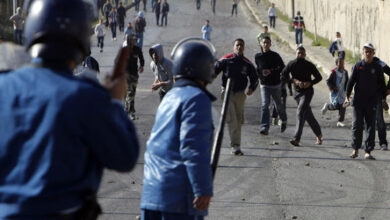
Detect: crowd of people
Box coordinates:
(1, 0, 390, 220)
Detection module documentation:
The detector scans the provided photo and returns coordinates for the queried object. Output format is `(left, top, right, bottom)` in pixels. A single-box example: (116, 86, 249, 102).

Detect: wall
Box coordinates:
(270, 0, 390, 62)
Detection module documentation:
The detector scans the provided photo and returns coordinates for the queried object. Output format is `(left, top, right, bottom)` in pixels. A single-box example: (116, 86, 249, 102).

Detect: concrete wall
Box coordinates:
(270, 0, 390, 63)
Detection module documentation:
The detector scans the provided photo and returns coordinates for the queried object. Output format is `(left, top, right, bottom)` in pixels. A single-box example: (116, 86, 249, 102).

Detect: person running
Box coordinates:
(0, 0, 139, 218)
(9, 7, 24, 45)
(281, 45, 323, 146)
(149, 44, 173, 100)
(108, 7, 118, 41)
(292, 11, 305, 45)
(268, 3, 277, 28)
(373, 56, 390, 150)
(117, 2, 126, 32)
(161, 0, 169, 26)
(232, 0, 240, 16)
(215, 38, 259, 155)
(134, 11, 146, 49)
(347, 43, 386, 160)
(95, 19, 106, 52)
(202, 20, 212, 41)
(321, 58, 349, 127)
(255, 36, 287, 135)
(123, 34, 145, 120)
(141, 41, 215, 220)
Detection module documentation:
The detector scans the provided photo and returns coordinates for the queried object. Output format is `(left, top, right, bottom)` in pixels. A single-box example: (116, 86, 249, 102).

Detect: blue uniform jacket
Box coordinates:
(141, 79, 214, 216)
(0, 61, 139, 218)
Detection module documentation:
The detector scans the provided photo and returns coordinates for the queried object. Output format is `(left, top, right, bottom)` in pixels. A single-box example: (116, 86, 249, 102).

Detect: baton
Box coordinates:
(211, 77, 233, 180)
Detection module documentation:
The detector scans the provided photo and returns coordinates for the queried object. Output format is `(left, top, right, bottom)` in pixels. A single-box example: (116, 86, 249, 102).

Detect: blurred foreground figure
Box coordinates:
(0, 0, 139, 219)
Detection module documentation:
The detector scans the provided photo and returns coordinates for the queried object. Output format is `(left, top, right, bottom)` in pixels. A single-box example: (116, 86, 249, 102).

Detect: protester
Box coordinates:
(232, 0, 240, 16)
(281, 45, 323, 146)
(202, 20, 213, 41)
(103, 0, 113, 27)
(0, 0, 139, 218)
(255, 36, 287, 135)
(346, 43, 386, 160)
(109, 7, 118, 40)
(149, 44, 173, 100)
(95, 19, 106, 52)
(292, 11, 305, 45)
(161, 0, 170, 26)
(329, 32, 345, 59)
(256, 25, 270, 51)
(141, 41, 215, 220)
(9, 7, 24, 45)
(268, 3, 277, 28)
(124, 22, 134, 40)
(117, 2, 127, 32)
(215, 38, 259, 155)
(123, 34, 145, 120)
(134, 11, 147, 49)
(321, 58, 349, 127)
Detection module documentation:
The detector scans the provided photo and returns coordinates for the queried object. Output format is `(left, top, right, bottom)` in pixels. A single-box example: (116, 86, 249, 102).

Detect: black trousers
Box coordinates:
(376, 96, 388, 146)
(326, 103, 346, 122)
(155, 12, 160, 25)
(161, 13, 168, 26)
(352, 105, 376, 153)
(294, 88, 322, 141)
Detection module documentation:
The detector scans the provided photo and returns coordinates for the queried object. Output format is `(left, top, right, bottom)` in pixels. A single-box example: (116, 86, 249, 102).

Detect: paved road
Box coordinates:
(92, 0, 390, 219)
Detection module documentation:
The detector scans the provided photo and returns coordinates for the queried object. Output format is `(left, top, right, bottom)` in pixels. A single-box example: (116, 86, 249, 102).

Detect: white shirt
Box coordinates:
(95, 24, 105, 37)
(268, 7, 277, 17)
(335, 38, 343, 51)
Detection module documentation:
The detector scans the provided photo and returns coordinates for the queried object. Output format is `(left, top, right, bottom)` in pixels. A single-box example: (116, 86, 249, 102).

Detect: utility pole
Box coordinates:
(312, 0, 318, 43)
(13, 0, 16, 14)
(291, 0, 294, 18)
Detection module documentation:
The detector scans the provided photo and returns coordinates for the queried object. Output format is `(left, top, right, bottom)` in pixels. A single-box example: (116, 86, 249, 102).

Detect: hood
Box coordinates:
(149, 44, 164, 63)
(137, 11, 144, 18)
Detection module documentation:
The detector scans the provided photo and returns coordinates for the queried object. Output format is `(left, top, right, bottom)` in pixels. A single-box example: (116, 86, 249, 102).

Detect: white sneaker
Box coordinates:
(336, 122, 345, 127)
(321, 103, 329, 115)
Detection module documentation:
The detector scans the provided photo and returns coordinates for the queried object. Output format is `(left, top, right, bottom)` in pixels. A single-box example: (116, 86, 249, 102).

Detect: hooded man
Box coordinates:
(149, 44, 173, 100)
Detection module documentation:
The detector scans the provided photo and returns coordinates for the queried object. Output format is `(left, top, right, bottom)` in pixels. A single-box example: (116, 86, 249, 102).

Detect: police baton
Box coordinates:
(211, 77, 233, 180)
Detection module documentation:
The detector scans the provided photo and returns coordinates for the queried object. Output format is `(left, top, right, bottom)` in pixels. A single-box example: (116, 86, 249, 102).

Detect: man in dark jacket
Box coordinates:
(347, 43, 386, 159)
(134, 11, 146, 48)
(281, 45, 323, 146)
(155, 0, 161, 26)
(161, 0, 169, 26)
(373, 56, 390, 150)
(255, 36, 287, 135)
(215, 38, 259, 156)
(123, 34, 145, 120)
(103, 0, 113, 27)
(117, 2, 126, 32)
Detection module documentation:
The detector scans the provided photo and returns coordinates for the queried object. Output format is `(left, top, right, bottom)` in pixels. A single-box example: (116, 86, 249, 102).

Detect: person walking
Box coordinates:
(155, 0, 161, 26)
(0, 0, 139, 219)
(268, 3, 277, 28)
(292, 11, 305, 45)
(281, 45, 323, 146)
(329, 32, 345, 59)
(256, 25, 270, 51)
(123, 34, 145, 120)
(151, 0, 156, 11)
(117, 2, 126, 32)
(108, 7, 118, 40)
(134, 11, 146, 49)
(255, 36, 287, 135)
(373, 56, 390, 150)
(232, 0, 240, 16)
(9, 7, 24, 45)
(196, 0, 201, 10)
(103, 0, 113, 27)
(141, 41, 215, 220)
(161, 0, 170, 26)
(347, 43, 386, 160)
(95, 19, 106, 52)
(149, 44, 173, 101)
(215, 38, 259, 155)
(321, 58, 349, 127)
(202, 20, 212, 41)
(124, 22, 134, 40)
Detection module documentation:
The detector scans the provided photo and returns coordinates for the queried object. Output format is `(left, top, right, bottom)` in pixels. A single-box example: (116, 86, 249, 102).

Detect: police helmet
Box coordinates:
(24, 0, 92, 64)
(171, 39, 216, 83)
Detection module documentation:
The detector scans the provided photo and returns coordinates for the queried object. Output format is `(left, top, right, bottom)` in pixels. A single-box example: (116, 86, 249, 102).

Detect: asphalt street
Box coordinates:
(93, 0, 390, 219)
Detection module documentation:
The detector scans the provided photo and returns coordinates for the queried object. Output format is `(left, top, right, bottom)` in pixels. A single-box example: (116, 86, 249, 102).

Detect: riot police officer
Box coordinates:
(0, 0, 139, 219)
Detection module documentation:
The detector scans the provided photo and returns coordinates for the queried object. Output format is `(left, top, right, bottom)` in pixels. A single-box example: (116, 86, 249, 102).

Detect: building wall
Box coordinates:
(271, 0, 390, 62)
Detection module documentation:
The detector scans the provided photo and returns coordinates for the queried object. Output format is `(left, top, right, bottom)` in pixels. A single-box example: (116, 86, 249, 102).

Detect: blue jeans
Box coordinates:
(136, 32, 144, 49)
(260, 86, 287, 130)
(295, 28, 303, 44)
(110, 22, 117, 38)
(14, 29, 23, 45)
